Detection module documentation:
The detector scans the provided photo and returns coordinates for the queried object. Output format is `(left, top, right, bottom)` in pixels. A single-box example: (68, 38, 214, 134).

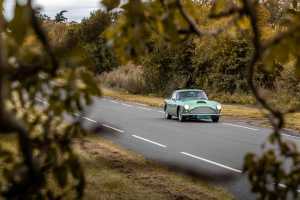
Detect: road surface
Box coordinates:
(38, 97, 300, 199)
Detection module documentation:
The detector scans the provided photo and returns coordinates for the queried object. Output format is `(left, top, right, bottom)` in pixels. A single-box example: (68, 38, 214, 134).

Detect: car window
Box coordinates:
(178, 91, 208, 100)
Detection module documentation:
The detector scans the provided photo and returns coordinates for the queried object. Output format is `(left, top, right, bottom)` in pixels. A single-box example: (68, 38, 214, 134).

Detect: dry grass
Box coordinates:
(76, 134, 233, 200)
(0, 135, 233, 199)
(102, 87, 164, 107)
(102, 87, 300, 132)
(100, 64, 146, 94)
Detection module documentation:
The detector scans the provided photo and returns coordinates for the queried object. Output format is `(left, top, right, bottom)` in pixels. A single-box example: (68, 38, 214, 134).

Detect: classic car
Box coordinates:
(164, 89, 222, 122)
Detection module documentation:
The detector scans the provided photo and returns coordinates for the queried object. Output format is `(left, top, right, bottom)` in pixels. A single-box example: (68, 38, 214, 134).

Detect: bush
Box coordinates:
(101, 64, 146, 94)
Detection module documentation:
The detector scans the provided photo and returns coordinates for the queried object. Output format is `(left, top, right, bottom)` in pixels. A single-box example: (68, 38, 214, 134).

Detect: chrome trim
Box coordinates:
(189, 106, 217, 115)
(182, 113, 221, 116)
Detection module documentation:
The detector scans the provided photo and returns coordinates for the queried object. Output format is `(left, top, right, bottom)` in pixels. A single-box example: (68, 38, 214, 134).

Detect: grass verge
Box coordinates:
(102, 87, 300, 132)
(77, 134, 233, 199)
(0, 135, 233, 200)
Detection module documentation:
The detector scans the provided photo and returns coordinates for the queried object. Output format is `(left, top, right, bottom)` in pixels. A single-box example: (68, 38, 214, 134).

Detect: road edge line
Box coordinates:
(180, 152, 242, 174)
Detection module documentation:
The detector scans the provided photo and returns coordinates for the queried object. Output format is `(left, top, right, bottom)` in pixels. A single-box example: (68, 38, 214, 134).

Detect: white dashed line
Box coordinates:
(137, 107, 153, 111)
(134, 103, 148, 107)
(278, 183, 300, 193)
(102, 124, 124, 133)
(132, 135, 167, 148)
(158, 111, 165, 113)
(223, 123, 259, 131)
(180, 152, 242, 173)
(110, 100, 119, 104)
(73, 113, 97, 123)
(82, 117, 97, 123)
(121, 103, 133, 108)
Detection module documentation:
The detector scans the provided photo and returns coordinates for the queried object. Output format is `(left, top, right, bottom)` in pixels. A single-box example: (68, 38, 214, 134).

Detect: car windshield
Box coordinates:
(177, 90, 208, 100)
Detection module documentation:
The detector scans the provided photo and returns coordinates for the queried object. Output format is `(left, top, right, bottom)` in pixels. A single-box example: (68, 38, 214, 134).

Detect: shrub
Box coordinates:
(101, 64, 146, 94)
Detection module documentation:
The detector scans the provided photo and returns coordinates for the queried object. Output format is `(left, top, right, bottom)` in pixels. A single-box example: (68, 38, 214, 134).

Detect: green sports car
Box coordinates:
(164, 89, 222, 122)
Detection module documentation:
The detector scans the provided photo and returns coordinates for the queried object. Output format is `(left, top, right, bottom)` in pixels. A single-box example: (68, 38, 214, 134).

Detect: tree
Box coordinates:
(103, 0, 300, 199)
(55, 10, 68, 23)
(35, 8, 51, 22)
(73, 10, 118, 73)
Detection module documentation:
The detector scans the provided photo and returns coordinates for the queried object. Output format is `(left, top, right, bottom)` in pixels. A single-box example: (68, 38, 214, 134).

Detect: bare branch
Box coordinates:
(209, 6, 244, 18)
(176, 0, 240, 37)
(242, 0, 284, 131)
(176, 0, 204, 36)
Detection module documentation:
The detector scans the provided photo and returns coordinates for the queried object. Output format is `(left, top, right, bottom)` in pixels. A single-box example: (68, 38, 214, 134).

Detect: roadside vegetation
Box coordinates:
(100, 3, 300, 110)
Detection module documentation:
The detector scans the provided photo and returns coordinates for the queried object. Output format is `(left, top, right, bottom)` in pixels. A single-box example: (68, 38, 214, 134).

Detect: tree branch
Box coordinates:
(242, 0, 284, 132)
(209, 6, 244, 18)
(176, 0, 240, 37)
(176, 0, 204, 36)
(0, 24, 43, 195)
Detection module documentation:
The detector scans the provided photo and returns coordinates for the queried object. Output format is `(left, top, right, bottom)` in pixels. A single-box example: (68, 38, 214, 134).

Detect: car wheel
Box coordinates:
(164, 105, 172, 119)
(212, 116, 220, 123)
(178, 107, 185, 122)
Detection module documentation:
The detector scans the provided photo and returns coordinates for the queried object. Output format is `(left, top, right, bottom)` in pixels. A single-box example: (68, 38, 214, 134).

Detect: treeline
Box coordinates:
(100, 1, 300, 105)
(43, 1, 300, 105)
(42, 10, 118, 74)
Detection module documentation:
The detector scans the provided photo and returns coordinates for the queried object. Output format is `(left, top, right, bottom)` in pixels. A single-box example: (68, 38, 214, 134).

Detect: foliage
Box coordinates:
(72, 10, 118, 74)
(126, 33, 281, 97)
(55, 10, 68, 23)
(0, 1, 101, 199)
(101, 64, 146, 94)
(35, 9, 51, 22)
(141, 38, 196, 95)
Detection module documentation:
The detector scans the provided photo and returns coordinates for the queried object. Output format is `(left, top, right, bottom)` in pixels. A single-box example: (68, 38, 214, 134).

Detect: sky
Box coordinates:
(5, 0, 101, 22)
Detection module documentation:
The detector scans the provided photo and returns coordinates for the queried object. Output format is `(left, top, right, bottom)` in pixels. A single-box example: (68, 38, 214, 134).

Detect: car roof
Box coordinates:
(175, 89, 204, 93)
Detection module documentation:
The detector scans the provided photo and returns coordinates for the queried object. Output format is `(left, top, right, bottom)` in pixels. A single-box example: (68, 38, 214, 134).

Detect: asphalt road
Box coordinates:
(40, 97, 300, 199)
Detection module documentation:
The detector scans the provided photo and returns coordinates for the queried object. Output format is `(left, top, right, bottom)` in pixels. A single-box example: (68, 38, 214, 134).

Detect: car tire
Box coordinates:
(178, 107, 185, 122)
(164, 105, 172, 119)
(212, 116, 220, 123)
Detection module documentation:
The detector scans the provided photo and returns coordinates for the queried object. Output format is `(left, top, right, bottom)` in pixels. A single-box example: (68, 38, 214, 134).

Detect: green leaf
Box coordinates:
(102, 0, 120, 11)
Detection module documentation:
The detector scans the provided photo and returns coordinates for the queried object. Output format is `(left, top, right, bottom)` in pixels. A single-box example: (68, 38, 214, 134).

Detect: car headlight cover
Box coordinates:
(184, 105, 190, 110)
(216, 104, 222, 110)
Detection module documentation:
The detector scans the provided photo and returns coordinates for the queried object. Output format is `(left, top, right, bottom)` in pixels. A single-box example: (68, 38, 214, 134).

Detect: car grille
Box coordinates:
(190, 107, 216, 114)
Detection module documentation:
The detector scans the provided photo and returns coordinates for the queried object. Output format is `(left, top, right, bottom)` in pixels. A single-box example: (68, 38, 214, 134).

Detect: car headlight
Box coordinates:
(184, 105, 190, 110)
(216, 104, 222, 110)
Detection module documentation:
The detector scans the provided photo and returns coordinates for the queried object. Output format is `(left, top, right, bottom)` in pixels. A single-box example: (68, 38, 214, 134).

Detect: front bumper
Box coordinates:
(182, 106, 221, 116)
(181, 113, 221, 116)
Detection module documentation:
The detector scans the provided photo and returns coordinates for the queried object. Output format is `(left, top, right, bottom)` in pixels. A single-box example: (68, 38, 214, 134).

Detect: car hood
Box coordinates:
(180, 99, 219, 110)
